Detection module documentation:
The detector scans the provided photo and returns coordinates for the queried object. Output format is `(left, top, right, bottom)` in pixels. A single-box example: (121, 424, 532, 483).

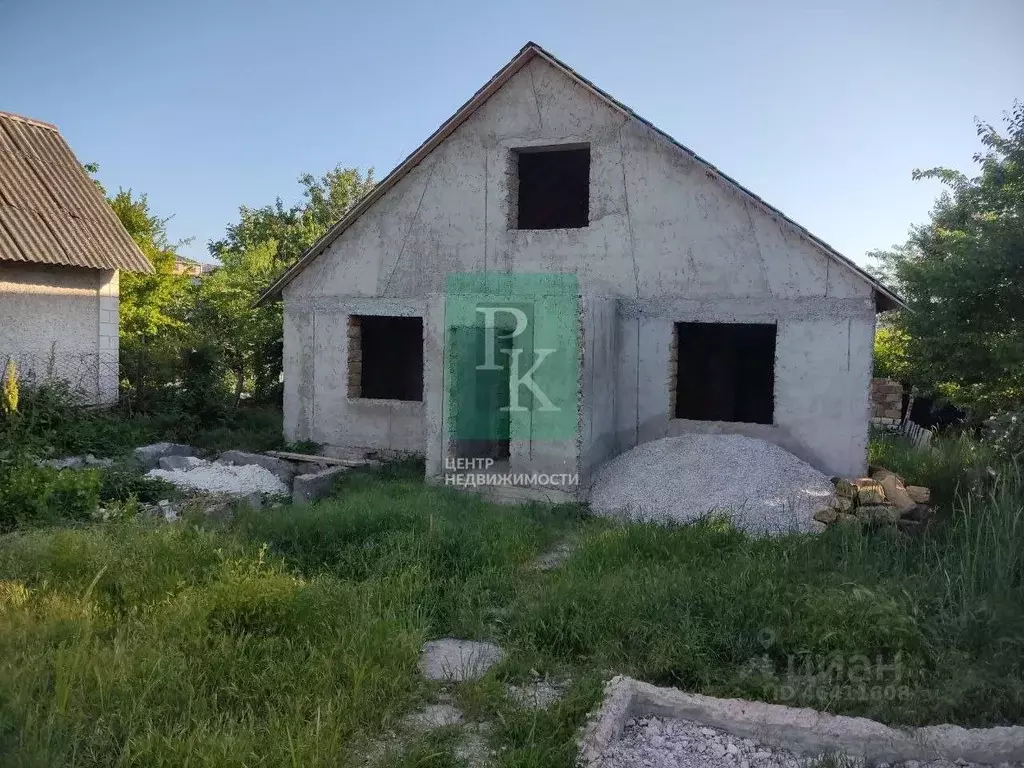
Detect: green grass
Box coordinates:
(1, 439, 1022, 766)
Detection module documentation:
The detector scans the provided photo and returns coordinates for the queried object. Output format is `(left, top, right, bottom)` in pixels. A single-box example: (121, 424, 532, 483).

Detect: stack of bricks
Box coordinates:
(347, 316, 361, 398)
(870, 378, 904, 426)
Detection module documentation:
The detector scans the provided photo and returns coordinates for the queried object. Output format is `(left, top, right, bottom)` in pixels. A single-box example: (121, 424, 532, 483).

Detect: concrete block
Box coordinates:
(133, 443, 196, 469)
(292, 466, 348, 504)
(217, 450, 297, 483)
(578, 676, 1024, 766)
(158, 455, 205, 471)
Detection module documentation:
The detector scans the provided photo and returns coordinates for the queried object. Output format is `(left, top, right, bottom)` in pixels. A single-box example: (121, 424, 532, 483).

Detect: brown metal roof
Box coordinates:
(256, 42, 904, 311)
(0, 111, 153, 273)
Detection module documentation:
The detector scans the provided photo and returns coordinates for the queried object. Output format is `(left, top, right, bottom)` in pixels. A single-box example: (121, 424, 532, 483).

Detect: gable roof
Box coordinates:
(0, 111, 153, 273)
(257, 42, 904, 311)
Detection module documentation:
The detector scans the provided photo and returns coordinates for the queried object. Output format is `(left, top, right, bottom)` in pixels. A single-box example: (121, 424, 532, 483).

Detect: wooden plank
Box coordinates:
(265, 450, 372, 467)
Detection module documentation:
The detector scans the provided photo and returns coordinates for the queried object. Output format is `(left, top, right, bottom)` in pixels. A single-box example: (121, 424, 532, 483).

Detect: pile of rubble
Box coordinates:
(135, 443, 364, 504)
(814, 466, 934, 534)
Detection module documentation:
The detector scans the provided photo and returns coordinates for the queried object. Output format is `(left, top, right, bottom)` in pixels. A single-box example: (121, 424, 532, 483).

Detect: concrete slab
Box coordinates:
(578, 676, 1024, 766)
(419, 639, 503, 682)
(134, 443, 196, 470)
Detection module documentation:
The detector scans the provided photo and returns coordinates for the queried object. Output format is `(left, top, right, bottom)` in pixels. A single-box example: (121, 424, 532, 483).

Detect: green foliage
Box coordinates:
(99, 164, 374, 413)
(983, 411, 1024, 461)
(2, 359, 17, 416)
(870, 102, 1024, 416)
(0, 462, 100, 532)
(202, 166, 375, 404)
(98, 466, 177, 504)
(873, 324, 911, 381)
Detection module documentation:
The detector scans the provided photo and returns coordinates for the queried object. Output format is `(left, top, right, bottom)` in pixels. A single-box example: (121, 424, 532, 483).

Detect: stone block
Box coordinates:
(158, 455, 205, 471)
(134, 443, 196, 469)
(292, 466, 348, 504)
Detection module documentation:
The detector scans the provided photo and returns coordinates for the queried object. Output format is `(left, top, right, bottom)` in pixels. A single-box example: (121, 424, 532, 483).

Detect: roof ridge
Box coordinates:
(0, 111, 60, 132)
(256, 41, 904, 310)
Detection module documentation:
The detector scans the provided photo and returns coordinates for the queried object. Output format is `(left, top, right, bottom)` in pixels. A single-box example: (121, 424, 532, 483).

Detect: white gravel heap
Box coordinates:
(588, 435, 835, 536)
(597, 717, 814, 768)
(147, 457, 288, 495)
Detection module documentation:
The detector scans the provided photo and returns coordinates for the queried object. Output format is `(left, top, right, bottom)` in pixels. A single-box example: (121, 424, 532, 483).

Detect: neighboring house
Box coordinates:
(173, 257, 218, 278)
(258, 42, 904, 497)
(0, 111, 152, 405)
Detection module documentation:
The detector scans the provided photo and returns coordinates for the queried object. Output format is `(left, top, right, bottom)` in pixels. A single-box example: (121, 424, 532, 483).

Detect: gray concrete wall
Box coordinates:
(282, 56, 876, 478)
(580, 294, 619, 485)
(0, 263, 118, 405)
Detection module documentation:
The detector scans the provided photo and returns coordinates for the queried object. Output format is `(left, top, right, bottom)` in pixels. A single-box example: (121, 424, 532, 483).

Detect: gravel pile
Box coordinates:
(596, 717, 812, 768)
(147, 458, 288, 495)
(588, 435, 835, 535)
(597, 716, 1013, 768)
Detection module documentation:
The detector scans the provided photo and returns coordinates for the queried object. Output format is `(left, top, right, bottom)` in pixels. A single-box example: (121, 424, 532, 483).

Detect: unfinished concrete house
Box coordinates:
(258, 42, 903, 500)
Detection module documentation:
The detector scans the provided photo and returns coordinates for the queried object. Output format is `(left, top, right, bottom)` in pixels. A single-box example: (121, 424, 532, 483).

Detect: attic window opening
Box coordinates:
(348, 315, 423, 401)
(514, 145, 590, 229)
(673, 322, 776, 424)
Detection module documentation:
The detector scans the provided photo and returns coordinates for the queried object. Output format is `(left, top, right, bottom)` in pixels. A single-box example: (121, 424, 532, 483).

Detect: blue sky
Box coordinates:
(1, 0, 1020, 266)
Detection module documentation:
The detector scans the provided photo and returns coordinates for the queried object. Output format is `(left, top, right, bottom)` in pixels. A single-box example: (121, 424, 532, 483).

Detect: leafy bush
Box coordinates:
(873, 324, 911, 381)
(0, 462, 100, 532)
(2, 358, 17, 415)
(98, 465, 177, 504)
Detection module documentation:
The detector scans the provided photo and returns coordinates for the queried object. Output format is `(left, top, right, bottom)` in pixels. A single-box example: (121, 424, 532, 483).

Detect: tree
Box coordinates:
(209, 165, 374, 267)
(109, 190, 192, 341)
(870, 102, 1024, 416)
(202, 165, 374, 403)
(85, 164, 197, 409)
(193, 241, 282, 404)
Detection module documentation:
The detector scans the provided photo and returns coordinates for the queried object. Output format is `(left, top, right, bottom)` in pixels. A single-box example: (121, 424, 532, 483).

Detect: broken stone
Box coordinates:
(217, 450, 297, 483)
(38, 454, 114, 470)
(855, 504, 901, 523)
(134, 443, 196, 470)
(871, 469, 916, 512)
(855, 480, 886, 506)
(813, 508, 839, 525)
(906, 485, 931, 504)
(834, 477, 886, 505)
(158, 455, 205, 471)
(826, 496, 854, 512)
(419, 639, 503, 682)
(292, 466, 348, 504)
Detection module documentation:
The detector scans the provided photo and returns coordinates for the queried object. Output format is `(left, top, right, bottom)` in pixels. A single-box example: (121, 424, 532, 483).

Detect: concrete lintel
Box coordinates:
(288, 296, 431, 315)
(618, 296, 874, 322)
(578, 677, 1024, 766)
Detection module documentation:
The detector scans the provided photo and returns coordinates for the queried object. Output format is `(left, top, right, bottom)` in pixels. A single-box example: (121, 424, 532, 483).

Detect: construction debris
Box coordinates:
(292, 466, 348, 504)
(147, 458, 288, 495)
(815, 468, 934, 533)
(134, 443, 197, 470)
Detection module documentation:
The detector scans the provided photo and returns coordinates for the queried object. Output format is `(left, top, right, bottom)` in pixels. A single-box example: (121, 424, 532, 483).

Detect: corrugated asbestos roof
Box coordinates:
(0, 111, 153, 273)
(256, 42, 904, 311)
